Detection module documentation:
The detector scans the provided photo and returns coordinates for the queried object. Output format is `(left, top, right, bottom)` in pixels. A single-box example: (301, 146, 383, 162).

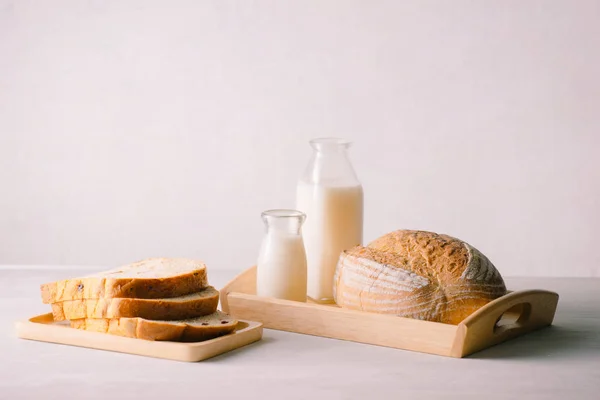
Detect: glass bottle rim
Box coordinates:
(309, 137, 352, 149)
(261, 209, 306, 219)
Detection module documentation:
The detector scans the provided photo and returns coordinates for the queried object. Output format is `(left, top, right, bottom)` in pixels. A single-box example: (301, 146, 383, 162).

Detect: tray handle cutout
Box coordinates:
(451, 289, 559, 357)
(493, 302, 532, 334)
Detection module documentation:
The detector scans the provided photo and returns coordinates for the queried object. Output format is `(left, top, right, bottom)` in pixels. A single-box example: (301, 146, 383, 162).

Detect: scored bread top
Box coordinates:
(40, 258, 208, 303)
(333, 230, 507, 325)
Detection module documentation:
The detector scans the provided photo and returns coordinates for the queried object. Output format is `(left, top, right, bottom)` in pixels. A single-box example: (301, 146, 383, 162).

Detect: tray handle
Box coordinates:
(451, 289, 559, 357)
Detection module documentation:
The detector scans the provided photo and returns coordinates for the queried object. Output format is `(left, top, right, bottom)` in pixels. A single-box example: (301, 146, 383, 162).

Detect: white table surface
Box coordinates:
(1, 266, 599, 400)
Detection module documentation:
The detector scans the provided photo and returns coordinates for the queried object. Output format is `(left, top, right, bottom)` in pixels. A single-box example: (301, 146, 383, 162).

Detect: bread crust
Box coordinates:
(51, 287, 219, 321)
(333, 230, 507, 324)
(40, 258, 208, 303)
(70, 311, 238, 342)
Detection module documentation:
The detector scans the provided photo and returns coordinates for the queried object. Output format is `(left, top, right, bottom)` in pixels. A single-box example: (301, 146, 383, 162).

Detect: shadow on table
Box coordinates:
(467, 323, 599, 360)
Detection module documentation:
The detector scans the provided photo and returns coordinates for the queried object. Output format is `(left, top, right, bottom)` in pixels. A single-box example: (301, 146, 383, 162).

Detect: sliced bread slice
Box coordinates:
(40, 258, 208, 303)
(51, 286, 219, 321)
(70, 311, 238, 342)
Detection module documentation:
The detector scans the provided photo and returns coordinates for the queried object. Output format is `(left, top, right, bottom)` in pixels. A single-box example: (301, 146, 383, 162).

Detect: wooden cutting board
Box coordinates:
(15, 312, 263, 362)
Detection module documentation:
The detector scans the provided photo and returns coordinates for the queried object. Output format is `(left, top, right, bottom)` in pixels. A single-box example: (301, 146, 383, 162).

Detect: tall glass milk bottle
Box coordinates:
(256, 209, 308, 302)
(296, 138, 364, 303)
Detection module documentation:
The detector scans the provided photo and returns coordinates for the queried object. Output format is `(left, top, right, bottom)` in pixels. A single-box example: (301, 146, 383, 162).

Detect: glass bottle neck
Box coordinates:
(301, 137, 360, 186)
(262, 209, 306, 235)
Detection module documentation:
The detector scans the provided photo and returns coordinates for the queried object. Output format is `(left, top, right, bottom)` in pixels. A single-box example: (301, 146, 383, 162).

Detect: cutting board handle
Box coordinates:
(451, 289, 559, 357)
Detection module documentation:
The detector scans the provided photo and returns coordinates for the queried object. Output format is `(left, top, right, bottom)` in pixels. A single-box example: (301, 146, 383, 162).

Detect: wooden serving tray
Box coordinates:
(15, 313, 263, 362)
(220, 266, 559, 358)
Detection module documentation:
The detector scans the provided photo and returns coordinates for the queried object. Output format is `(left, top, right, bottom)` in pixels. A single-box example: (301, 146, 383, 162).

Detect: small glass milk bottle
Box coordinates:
(296, 138, 364, 303)
(256, 209, 308, 302)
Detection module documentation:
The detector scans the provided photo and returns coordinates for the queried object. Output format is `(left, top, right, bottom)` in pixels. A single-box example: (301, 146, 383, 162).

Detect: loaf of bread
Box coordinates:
(40, 258, 208, 303)
(50, 286, 219, 321)
(333, 230, 507, 324)
(70, 311, 238, 342)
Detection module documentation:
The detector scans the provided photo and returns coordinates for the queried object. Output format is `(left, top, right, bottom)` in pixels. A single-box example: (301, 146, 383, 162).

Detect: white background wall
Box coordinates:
(1, 0, 598, 277)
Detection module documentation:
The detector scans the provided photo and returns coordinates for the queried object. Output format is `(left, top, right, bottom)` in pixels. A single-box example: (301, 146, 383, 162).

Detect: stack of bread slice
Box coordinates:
(39, 258, 238, 342)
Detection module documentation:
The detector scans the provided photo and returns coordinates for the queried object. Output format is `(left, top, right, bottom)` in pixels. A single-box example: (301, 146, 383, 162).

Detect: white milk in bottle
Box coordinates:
(256, 209, 307, 302)
(296, 138, 364, 303)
